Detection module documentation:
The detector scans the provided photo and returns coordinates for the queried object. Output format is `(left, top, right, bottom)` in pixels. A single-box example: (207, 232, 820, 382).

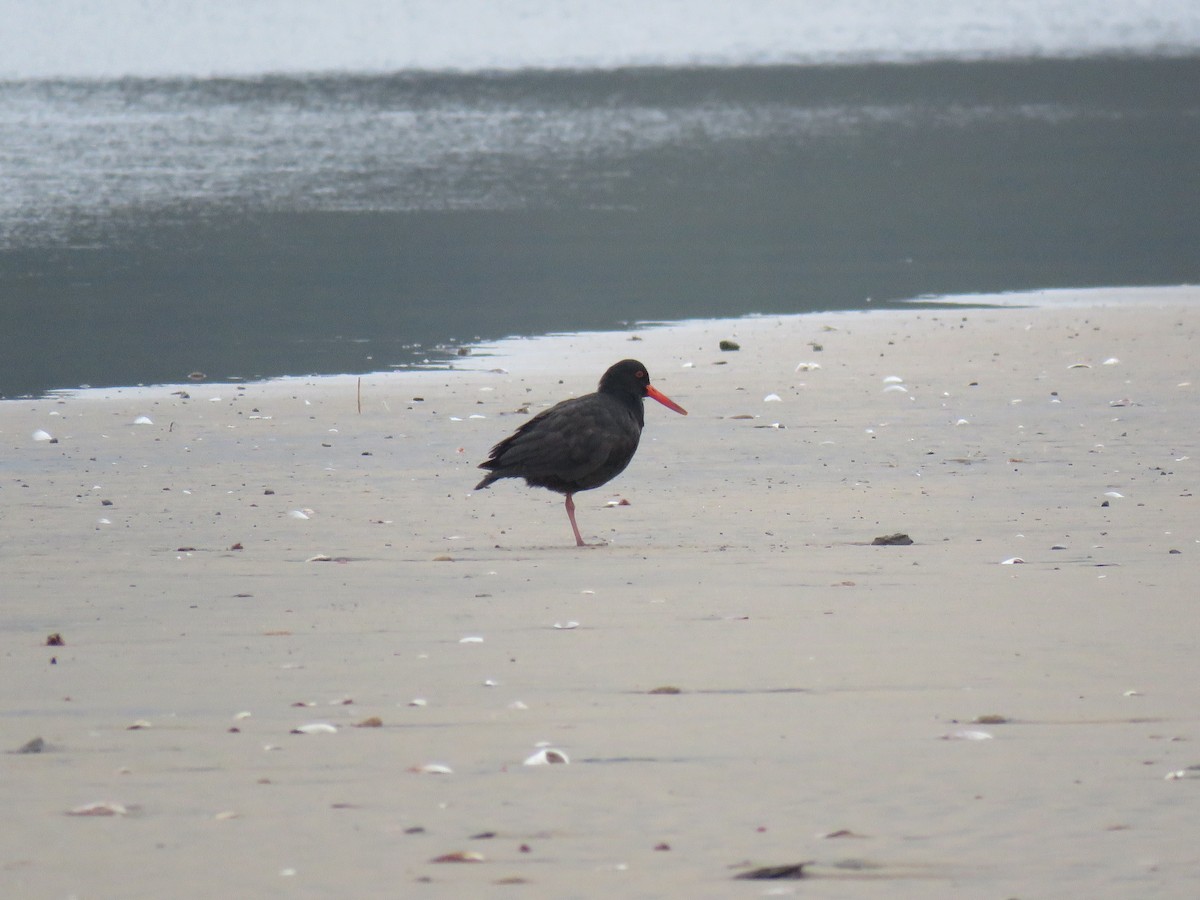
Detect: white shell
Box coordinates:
(524, 747, 569, 765)
(32, 429, 54, 442)
(291, 722, 337, 735)
(1000, 557, 1025, 565)
(413, 763, 453, 775)
(763, 393, 782, 402)
(133, 416, 153, 425)
(794, 361, 822, 372)
(941, 729, 994, 741)
(883, 375, 905, 383)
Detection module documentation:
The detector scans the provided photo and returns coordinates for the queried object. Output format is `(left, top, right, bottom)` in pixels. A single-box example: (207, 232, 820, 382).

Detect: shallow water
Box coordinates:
(2, 57, 1198, 396)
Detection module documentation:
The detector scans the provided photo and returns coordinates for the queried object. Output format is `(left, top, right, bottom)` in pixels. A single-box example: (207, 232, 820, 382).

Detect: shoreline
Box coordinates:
(2, 285, 1197, 898)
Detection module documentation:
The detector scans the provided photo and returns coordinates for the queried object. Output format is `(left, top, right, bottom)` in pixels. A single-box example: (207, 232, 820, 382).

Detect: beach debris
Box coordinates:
(13, 736, 46, 754)
(66, 802, 131, 817)
(819, 829, 869, 839)
(973, 714, 1010, 724)
(524, 747, 569, 766)
(32, 429, 57, 443)
(1104, 491, 1124, 498)
(288, 509, 312, 520)
(1000, 557, 1025, 565)
(433, 554, 454, 562)
(1068, 362, 1091, 369)
(955, 418, 970, 425)
(431, 851, 485, 863)
(45, 632, 65, 646)
(1103, 357, 1121, 365)
(459, 635, 484, 644)
(1165, 766, 1200, 781)
(872, 533, 913, 546)
(883, 384, 908, 393)
(719, 340, 740, 351)
(763, 393, 782, 402)
(553, 621, 580, 630)
(408, 698, 428, 708)
(732, 862, 809, 880)
(188, 371, 206, 381)
(410, 763, 453, 775)
(604, 497, 631, 506)
(794, 361, 822, 371)
(941, 729, 994, 741)
(648, 685, 683, 694)
(291, 722, 337, 735)
(127, 720, 152, 730)
(133, 415, 153, 425)
(355, 716, 383, 728)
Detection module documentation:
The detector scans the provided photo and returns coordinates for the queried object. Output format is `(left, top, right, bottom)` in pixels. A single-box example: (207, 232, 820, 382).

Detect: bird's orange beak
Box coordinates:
(646, 384, 687, 416)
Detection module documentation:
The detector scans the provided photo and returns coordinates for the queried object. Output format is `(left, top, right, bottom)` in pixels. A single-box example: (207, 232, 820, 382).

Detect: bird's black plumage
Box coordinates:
(475, 359, 687, 545)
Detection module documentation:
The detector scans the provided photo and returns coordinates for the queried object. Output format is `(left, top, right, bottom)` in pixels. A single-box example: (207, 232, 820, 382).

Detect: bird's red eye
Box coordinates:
(636, 370, 645, 378)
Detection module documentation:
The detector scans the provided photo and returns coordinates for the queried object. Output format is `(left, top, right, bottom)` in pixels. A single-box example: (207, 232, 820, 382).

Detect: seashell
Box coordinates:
(1104, 491, 1124, 498)
(524, 747, 569, 765)
(234, 711, 252, 720)
(289, 509, 311, 520)
(508, 701, 529, 710)
(883, 375, 905, 383)
(291, 723, 337, 735)
(794, 361, 822, 372)
(1000, 557, 1025, 565)
(763, 393, 782, 402)
(214, 810, 241, 820)
(554, 621, 580, 630)
(1102, 357, 1120, 365)
(127, 720, 152, 730)
(133, 416, 153, 425)
(66, 801, 130, 817)
(1068, 363, 1091, 369)
(430, 851, 485, 863)
(407, 698, 428, 707)
(1165, 770, 1189, 781)
(32, 429, 55, 442)
(882, 385, 908, 393)
(459, 635, 484, 643)
(941, 729, 994, 741)
(305, 555, 331, 562)
(954, 418, 969, 425)
(411, 763, 453, 775)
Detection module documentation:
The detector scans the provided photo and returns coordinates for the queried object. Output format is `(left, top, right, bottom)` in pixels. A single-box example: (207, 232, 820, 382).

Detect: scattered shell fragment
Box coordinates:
(288, 509, 312, 520)
(430, 851, 485, 863)
(1068, 362, 1092, 369)
(820, 829, 868, 839)
(133, 416, 153, 425)
(127, 720, 152, 730)
(973, 714, 1009, 724)
(524, 747, 569, 766)
(291, 723, 337, 735)
(407, 698, 428, 708)
(553, 621, 580, 630)
(883, 375, 904, 383)
(1000, 557, 1025, 565)
(794, 361, 822, 371)
(1104, 491, 1124, 498)
(305, 554, 332, 562)
(32, 429, 55, 442)
(67, 802, 130, 817)
(355, 716, 383, 728)
(1102, 357, 1121, 365)
(214, 810, 241, 820)
(410, 763, 453, 775)
(763, 393, 782, 402)
(882, 384, 908, 393)
(941, 729, 994, 741)
(648, 685, 683, 694)
(459, 635, 484, 644)
(734, 862, 809, 880)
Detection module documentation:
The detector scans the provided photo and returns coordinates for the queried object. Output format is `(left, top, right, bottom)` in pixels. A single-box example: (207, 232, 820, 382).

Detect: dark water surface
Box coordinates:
(2, 57, 1197, 397)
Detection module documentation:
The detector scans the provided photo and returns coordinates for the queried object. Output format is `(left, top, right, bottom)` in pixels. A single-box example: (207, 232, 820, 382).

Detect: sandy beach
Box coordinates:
(2, 286, 1198, 898)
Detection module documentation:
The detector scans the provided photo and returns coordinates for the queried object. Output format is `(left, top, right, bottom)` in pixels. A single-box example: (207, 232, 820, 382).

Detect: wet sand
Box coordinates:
(2, 286, 1198, 898)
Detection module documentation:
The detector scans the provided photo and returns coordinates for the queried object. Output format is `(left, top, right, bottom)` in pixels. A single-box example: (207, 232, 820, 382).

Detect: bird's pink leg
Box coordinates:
(564, 493, 585, 547)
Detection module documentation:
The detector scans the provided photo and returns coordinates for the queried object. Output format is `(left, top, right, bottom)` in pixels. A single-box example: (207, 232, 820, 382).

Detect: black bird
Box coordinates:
(475, 359, 687, 546)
